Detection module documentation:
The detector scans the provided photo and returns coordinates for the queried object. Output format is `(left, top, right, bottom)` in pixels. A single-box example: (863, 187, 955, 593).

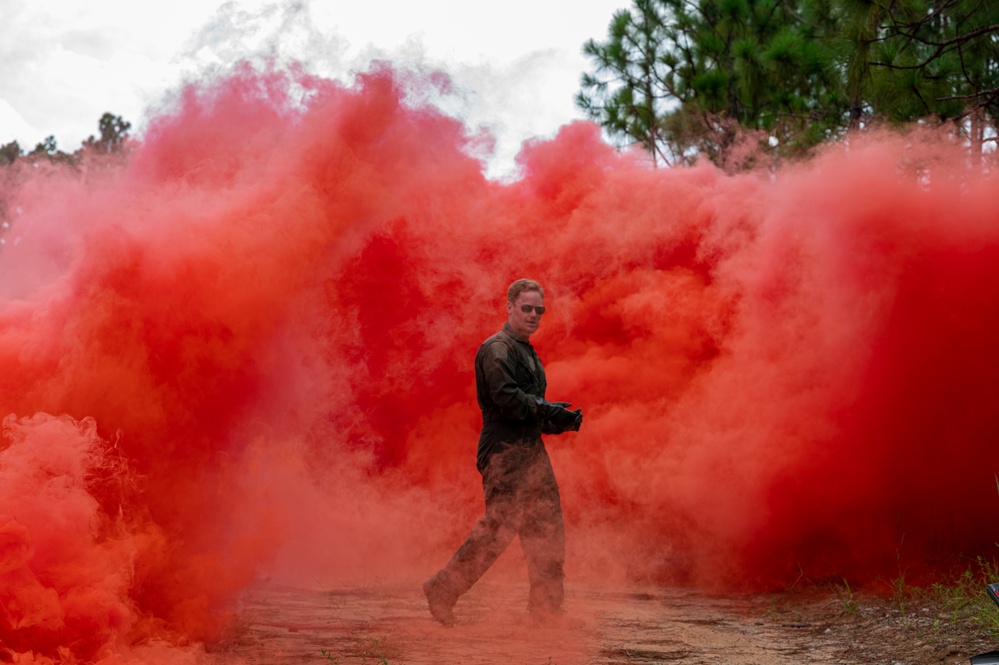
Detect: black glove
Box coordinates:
(565, 409, 582, 432)
(536, 398, 583, 434)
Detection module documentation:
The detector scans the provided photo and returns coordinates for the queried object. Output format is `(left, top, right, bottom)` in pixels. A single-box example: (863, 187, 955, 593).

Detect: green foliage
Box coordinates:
(579, 0, 847, 168)
(577, 1, 677, 165)
(0, 113, 131, 170)
(579, 0, 998, 169)
(837, 579, 860, 615)
(0, 113, 133, 248)
(891, 569, 911, 617)
(0, 141, 22, 166)
(27, 135, 76, 164)
(857, 0, 998, 125)
(923, 558, 999, 634)
(30, 136, 57, 156)
(83, 113, 131, 155)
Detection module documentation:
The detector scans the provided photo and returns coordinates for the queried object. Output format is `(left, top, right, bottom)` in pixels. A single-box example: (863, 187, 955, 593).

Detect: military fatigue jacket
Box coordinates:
(474, 322, 547, 472)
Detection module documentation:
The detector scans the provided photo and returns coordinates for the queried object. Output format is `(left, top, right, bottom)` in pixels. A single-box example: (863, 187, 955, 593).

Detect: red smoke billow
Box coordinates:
(1, 63, 998, 662)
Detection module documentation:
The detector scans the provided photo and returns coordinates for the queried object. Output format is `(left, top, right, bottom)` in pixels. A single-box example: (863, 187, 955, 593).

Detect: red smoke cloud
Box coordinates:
(1, 63, 998, 662)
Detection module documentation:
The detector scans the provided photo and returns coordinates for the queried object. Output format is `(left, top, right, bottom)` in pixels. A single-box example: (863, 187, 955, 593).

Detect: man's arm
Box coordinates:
(479, 342, 583, 432)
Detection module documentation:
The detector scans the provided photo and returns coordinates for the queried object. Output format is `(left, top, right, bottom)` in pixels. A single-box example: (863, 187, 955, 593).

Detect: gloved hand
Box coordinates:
(536, 398, 583, 434)
(564, 409, 582, 432)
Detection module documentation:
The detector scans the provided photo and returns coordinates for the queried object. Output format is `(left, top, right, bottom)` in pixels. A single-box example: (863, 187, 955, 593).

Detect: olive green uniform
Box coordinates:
(427, 322, 566, 614)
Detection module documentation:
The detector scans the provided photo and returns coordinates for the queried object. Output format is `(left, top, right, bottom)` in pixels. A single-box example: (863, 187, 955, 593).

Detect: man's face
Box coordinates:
(507, 289, 545, 338)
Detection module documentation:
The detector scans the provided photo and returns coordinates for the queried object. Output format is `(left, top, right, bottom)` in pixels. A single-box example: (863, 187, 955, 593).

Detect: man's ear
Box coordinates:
(505, 301, 513, 315)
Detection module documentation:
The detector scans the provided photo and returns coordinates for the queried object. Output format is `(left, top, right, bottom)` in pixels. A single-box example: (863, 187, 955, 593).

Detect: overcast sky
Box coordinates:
(0, 0, 630, 176)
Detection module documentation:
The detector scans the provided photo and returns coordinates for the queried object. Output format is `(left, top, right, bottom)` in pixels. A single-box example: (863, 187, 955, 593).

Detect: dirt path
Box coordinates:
(207, 581, 994, 664)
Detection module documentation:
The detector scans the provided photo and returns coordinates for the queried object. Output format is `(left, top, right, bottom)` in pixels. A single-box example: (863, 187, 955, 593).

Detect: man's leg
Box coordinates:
(424, 458, 519, 624)
(518, 452, 566, 617)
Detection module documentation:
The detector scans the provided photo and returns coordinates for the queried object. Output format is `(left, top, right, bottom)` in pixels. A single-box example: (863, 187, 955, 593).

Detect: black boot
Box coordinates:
(422, 576, 457, 626)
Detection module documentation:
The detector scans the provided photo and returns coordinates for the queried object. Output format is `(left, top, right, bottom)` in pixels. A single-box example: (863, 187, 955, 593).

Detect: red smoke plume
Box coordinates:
(1, 63, 998, 662)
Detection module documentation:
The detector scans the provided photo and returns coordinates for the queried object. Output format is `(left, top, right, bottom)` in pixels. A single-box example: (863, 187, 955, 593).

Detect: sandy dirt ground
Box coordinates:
(206, 580, 999, 665)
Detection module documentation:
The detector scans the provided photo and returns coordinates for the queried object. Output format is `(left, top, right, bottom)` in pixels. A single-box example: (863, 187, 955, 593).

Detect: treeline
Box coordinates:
(577, 0, 998, 169)
(0, 112, 132, 167)
(0, 113, 131, 244)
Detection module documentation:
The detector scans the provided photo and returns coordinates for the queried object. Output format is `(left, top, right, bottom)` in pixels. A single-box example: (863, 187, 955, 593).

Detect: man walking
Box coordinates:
(423, 279, 583, 625)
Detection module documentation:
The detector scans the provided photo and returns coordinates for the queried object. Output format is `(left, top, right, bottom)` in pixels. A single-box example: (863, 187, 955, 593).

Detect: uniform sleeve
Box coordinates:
(478, 341, 538, 421)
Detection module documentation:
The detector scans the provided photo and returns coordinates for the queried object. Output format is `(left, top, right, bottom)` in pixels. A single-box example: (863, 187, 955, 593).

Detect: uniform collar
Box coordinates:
(502, 321, 532, 345)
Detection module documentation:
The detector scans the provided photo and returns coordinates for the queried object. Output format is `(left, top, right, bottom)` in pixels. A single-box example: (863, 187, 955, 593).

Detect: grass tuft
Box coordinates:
(836, 578, 859, 615)
(921, 557, 999, 635)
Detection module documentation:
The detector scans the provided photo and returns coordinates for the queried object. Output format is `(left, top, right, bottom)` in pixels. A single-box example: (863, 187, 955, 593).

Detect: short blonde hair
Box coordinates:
(507, 278, 544, 303)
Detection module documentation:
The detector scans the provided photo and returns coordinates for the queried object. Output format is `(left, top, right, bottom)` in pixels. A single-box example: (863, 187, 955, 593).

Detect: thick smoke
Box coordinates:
(1, 64, 997, 662)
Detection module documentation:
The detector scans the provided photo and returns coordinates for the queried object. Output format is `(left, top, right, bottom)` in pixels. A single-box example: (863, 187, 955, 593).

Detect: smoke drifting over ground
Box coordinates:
(1, 64, 997, 662)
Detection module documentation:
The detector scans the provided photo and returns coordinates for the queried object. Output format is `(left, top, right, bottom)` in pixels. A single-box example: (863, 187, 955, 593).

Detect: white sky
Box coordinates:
(0, 0, 630, 176)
